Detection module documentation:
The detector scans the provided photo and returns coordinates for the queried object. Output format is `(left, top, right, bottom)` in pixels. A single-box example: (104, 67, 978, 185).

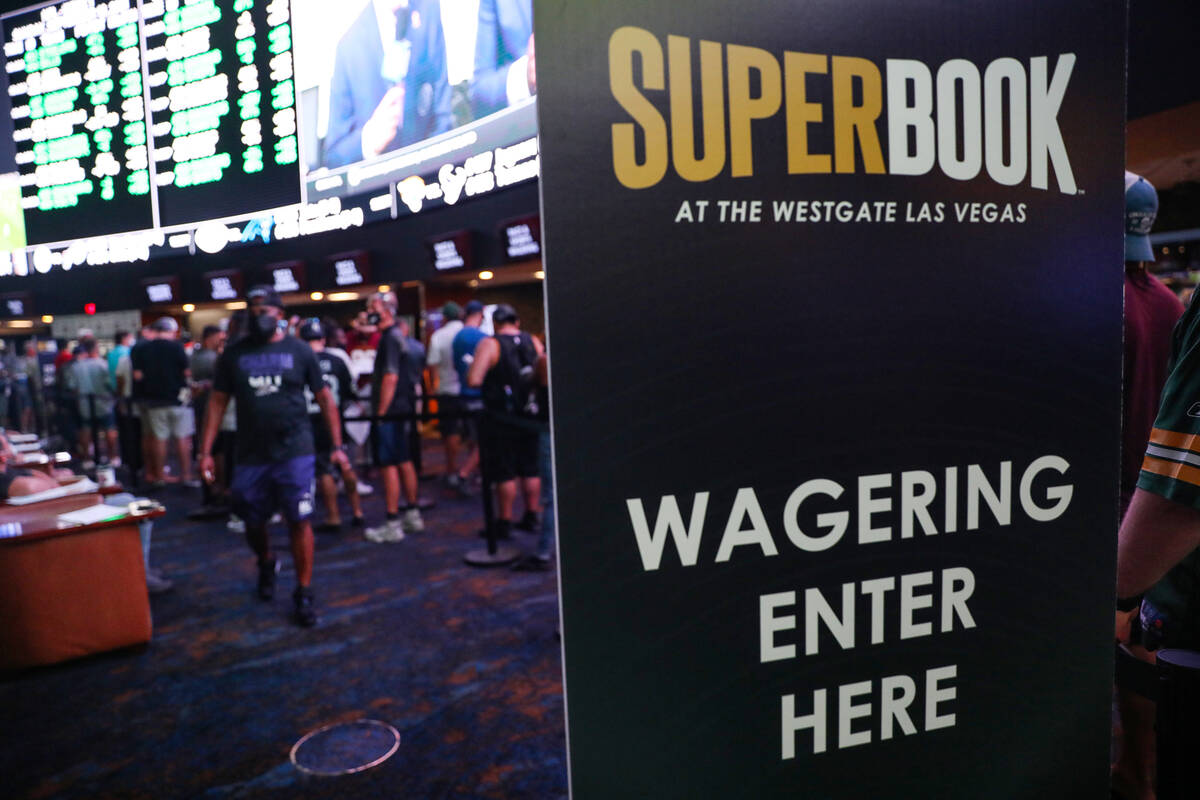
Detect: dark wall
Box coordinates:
(0, 182, 540, 316)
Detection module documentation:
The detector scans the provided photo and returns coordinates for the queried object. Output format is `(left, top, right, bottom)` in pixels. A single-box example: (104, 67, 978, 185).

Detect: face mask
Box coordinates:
(251, 312, 279, 342)
(366, 312, 381, 326)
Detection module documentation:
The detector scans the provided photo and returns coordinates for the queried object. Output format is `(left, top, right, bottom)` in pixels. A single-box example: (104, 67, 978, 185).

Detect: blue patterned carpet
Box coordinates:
(0, 448, 567, 799)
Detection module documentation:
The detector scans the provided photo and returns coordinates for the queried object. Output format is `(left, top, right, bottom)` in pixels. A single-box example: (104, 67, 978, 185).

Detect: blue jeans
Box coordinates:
(537, 430, 555, 560)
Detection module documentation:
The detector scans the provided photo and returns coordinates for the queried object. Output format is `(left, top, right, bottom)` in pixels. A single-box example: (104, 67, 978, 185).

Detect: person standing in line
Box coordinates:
(298, 318, 365, 531)
(1110, 173, 1186, 800)
(467, 303, 543, 540)
(72, 339, 118, 467)
(427, 302, 467, 488)
(198, 288, 347, 628)
(449, 300, 487, 487)
(131, 318, 197, 487)
(364, 291, 425, 543)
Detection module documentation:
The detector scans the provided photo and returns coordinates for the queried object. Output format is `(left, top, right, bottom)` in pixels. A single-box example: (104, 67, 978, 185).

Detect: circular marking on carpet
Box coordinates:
(290, 719, 401, 776)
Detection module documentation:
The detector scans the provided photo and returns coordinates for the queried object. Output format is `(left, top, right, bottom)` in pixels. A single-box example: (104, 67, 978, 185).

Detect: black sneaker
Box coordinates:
(514, 510, 540, 533)
(293, 586, 317, 628)
(350, 515, 365, 529)
(257, 557, 279, 601)
(511, 554, 552, 572)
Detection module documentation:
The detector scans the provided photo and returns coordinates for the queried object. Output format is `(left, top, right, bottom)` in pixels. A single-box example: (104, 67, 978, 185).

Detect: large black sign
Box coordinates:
(535, 1, 1125, 797)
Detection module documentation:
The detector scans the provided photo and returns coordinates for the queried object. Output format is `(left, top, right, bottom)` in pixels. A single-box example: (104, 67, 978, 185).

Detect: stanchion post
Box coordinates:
(463, 408, 519, 567)
(1156, 649, 1200, 799)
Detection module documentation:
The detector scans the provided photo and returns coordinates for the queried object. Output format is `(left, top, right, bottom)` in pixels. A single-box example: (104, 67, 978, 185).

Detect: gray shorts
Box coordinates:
(146, 405, 195, 440)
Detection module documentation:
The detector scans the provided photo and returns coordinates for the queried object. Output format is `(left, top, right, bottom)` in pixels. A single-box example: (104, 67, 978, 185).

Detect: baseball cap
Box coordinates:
(247, 284, 285, 309)
(151, 316, 179, 333)
(298, 318, 324, 341)
(492, 304, 519, 325)
(1125, 171, 1157, 262)
(441, 301, 462, 321)
(463, 300, 484, 316)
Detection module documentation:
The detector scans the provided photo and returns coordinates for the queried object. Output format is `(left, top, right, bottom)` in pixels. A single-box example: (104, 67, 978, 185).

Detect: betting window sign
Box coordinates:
(0, 292, 31, 318)
(142, 276, 178, 305)
(264, 260, 304, 293)
(428, 230, 473, 272)
(327, 251, 369, 287)
(501, 215, 540, 261)
(204, 269, 242, 302)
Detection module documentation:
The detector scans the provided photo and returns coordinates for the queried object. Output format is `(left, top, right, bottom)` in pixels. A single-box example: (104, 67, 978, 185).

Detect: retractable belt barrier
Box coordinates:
(342, 397, 548, 565)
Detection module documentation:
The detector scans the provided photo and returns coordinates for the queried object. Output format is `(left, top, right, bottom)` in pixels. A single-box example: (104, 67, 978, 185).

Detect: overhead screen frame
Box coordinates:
(0, 0, 540, 273)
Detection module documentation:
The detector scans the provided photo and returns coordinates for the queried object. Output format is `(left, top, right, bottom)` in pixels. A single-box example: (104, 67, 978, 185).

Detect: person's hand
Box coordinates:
(330, 449, 350, 472)
(362, 86, 406, 159)
(526, 34, 536, 94)
(198, 454, 216, 484)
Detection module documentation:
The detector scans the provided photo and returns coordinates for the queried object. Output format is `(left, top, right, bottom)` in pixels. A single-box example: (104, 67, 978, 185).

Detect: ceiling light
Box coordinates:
(182, 303, 195, 312)
(534, 271, 545, 280)
(327, 292, 360, 302)
(225, 301, 247, 310)
(310, 292, 324, 301)
(479, 270, 494, 281)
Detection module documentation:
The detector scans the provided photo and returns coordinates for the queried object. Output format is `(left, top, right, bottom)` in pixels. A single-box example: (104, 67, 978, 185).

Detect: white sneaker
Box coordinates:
(402, 507, 425, 533)
(356, 482, 374, 496)
(364, 519, 404, 543)
(227, 515, 246, 533)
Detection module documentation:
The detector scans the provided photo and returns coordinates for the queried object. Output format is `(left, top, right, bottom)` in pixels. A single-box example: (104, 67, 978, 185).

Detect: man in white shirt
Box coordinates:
(427, 302, 467, 487)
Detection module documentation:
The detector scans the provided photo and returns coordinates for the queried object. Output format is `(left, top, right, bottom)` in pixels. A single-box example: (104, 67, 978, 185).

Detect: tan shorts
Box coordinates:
(146, 405, 195, 440)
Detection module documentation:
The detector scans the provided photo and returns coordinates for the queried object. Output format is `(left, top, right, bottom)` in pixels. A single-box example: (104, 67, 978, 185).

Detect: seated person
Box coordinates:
(0, 434, 172, 593)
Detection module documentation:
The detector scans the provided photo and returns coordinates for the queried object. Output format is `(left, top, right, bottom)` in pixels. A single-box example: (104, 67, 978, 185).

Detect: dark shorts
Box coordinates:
(481, 419, 539, 483)
(373, 420, 412, 466)
(439, 395, 468, 439)
(230, 454, 316, 528)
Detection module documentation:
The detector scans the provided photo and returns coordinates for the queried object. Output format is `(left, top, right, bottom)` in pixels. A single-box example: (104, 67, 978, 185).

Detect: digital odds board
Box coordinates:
(5, 0, 300, 245)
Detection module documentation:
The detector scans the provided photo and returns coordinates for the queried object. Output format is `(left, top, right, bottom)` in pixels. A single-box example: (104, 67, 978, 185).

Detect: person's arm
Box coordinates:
(197, 390, 231, 482)
(316, 386, 350, 470)
(467, 337, 499, 388)
(1117, 489, 1200, 596)
(9, 470, 62, 497)
(375, 332, 405, 415)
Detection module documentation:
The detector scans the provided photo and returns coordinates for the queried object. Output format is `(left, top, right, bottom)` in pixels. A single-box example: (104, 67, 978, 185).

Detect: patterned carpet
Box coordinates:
(0, 448, 567, 799)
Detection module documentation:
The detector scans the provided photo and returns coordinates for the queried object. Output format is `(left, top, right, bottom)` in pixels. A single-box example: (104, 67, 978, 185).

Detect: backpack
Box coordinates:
(484, 333, 539, 417)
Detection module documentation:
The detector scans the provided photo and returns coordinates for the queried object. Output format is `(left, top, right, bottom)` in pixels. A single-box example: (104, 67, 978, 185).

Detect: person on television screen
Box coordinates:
(324, 0, 454, 169)
(470, 0, 533, 119)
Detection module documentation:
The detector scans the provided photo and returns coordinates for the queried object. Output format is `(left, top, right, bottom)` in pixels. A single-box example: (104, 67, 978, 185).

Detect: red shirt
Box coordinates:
(1123, 268, 1185, 513)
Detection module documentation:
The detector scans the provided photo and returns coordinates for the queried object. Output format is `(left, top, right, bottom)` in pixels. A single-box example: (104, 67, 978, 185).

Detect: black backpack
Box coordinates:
(484, 333, 539, 418)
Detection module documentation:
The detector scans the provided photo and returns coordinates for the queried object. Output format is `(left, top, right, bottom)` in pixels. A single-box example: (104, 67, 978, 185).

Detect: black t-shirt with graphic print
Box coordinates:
(214, 336, 325, 465)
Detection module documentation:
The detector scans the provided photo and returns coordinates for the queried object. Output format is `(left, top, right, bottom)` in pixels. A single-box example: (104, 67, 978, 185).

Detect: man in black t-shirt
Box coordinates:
(298, 318, 364, 532)
(467, 304, 544, 540)
(198, 287, 348, 628)
(365, 291, 424, 543)
(131, 317, 196, 487)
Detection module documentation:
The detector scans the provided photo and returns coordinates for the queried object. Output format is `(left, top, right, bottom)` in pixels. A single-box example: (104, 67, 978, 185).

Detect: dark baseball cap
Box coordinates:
(464, 300, 484, 316)
(441, 301, 462, 321)
(1125, 171, 1157, 262)
(492, 304, 519, 325)
(247, 285, 284, 309)
(298, 318, 324, 341)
